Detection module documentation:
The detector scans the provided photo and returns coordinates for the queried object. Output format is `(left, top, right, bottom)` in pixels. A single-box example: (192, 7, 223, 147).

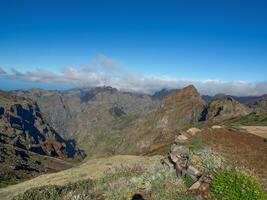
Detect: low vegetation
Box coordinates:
(0, 177, 17, 189)
(13, 165, 195, 200)
(222, 113, 267, 126)
(210, 170, 265, 200)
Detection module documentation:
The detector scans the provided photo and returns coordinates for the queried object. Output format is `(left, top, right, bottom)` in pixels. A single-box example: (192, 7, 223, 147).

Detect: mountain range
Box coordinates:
(1, 84, 267, 198)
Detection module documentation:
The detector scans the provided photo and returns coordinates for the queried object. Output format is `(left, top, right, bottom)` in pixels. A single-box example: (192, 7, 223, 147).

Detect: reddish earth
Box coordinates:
(201, 127, 267, 189)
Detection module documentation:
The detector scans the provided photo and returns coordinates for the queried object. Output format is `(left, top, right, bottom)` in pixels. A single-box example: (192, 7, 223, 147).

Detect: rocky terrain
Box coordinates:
(14, 87, 159, 156)
(13, 85, 265, 158)
(0, 84, 266, 199)
(1, 125, 265, 200)
(0, 91, 84, 184)
(204, 96, 252, 122)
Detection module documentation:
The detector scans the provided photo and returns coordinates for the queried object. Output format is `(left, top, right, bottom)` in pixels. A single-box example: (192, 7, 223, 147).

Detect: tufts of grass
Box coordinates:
(210, 170, 266, 200)
(13, 165, 194, 200)
(197, 148, 227, 173)
(0, 177, 17, 188)
(222, 113, 267, 126)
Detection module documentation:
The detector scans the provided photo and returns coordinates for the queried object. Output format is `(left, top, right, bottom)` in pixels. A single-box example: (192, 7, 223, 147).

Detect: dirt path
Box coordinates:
(240, 126, 267, 139)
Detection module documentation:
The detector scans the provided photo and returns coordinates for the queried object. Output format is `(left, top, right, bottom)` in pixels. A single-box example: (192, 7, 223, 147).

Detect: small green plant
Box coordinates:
(210, 170, 265, 200)
(199, 149, 226, 173)
(183, 174, 195, 188)
(0, 177, 17, 188)
(188, 137, 206, 153)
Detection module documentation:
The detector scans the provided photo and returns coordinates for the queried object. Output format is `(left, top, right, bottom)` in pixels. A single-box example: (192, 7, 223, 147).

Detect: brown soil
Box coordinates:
(201, 127, 267, 189)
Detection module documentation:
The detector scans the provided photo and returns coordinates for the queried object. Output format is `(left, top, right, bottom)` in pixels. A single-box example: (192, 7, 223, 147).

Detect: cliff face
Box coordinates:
(14, 87, 159, 141)
(116, 85, 207, 154)
(255, 96, 267, 115)
(157, 85, 206, 129)
(0, 91, 85, 181)
(205, 97, 252, 122)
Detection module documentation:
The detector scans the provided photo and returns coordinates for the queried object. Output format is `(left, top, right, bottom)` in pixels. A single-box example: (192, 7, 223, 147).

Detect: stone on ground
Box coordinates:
(187, 127, 201, 135)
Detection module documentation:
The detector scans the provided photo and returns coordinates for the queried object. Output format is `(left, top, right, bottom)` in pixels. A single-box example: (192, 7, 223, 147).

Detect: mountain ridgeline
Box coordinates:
(13, 85, 264, 158)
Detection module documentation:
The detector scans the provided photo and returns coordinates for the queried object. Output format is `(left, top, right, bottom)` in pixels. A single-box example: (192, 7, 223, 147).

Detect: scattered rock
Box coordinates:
(169, 145, 190, 163)
(187, 165, 201, 177)
(189, 180, 201, 190)
(211, 125, 222, 129)
(194, 195, 203, 200)
(160, 156, 173, 168)
(187, 127, 201, 135)
(199, 182, 209, 192)
(175, 134, 188, 144)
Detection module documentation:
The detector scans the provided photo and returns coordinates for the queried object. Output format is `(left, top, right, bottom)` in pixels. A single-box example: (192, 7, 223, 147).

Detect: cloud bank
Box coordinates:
(1, 55, 267, 96)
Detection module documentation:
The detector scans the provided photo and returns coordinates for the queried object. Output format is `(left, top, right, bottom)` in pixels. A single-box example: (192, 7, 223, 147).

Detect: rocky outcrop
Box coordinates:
(15, 87, 159, 148)
(255, 95, 267, 114)
(155, 85, 206, 130)
(0, 91, 85, 180)
(0, 91, 84, 159)
(204, 97, 252, 122)
(161, 128, 213, 200)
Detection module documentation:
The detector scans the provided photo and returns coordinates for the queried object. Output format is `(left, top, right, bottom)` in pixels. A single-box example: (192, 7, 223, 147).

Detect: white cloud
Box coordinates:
(0, 67, 7, 75)
(95, 54, 120, 69)
(0, 55, 267, 96)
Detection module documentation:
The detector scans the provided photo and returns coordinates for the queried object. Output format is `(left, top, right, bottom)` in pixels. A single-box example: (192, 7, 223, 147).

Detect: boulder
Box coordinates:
(187, 127, 201, 135)
(169, 145, 190, 163)
(211, 125, 222, 129)
(194, 195, 203, 200)
(175, 134, 188, 144)
(189, 180, 201, 190)
(187, 166, 201, 177)
(161, 156, 173, 168)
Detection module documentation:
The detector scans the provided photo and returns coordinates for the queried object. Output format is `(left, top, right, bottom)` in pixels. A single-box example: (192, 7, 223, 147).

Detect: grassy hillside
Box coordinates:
(221, 113, 267, 126)
(0, 155, 161, 200)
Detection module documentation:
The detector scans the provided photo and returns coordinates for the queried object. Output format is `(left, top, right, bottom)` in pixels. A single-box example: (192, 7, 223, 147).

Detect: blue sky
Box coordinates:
(0, 0, 267, 95)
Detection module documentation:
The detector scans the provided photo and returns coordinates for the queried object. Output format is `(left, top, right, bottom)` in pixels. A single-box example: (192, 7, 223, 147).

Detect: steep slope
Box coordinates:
(202, 94, 264, 106)
(0, 91, 84, 182)
(114, 85, 207, 154)
(14, 87, 159, 156)
(13, 85, 207, 157)
(255, 95, 267, 114)
(0, 155, 161, 200)
(205, 96, 252, 122)
(151, 88, 179, 100)
(14, 87, 159, 139)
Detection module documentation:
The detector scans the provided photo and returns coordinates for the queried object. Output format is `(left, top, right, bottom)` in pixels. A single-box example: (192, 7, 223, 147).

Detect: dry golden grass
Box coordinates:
(240, 126, 267, 139)
(0, 155, 161, 200)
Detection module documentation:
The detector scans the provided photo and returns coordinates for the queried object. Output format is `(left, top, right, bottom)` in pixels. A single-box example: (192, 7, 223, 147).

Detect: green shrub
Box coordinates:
(210, 171, 265, 200)
(13, 185, 62, 200)
(183, 174, 196, 188)
(13, 179, 95, 200)
(188, 137, 206, 153)
(0, 177, 17, 188)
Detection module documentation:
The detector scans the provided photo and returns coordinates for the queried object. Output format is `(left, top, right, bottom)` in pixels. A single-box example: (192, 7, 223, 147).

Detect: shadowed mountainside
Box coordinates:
(0, 91, 85, 183)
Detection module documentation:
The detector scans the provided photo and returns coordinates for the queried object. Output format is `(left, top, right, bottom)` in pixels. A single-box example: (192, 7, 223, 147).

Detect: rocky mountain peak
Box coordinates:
(161, 85, 201, 108)
(206, 96, 252, 121)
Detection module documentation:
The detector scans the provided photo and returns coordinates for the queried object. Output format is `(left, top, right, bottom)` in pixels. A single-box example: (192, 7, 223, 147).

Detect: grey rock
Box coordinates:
(161, 156, 173, 168)
(194, 195, 203, 200)
(189, 180, 201, 190)
(187, 165, 201, 177)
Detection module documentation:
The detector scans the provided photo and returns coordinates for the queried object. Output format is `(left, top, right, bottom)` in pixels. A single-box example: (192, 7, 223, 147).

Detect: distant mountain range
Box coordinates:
(12, 85, 266, 156)
(1, 85, 266, 184)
